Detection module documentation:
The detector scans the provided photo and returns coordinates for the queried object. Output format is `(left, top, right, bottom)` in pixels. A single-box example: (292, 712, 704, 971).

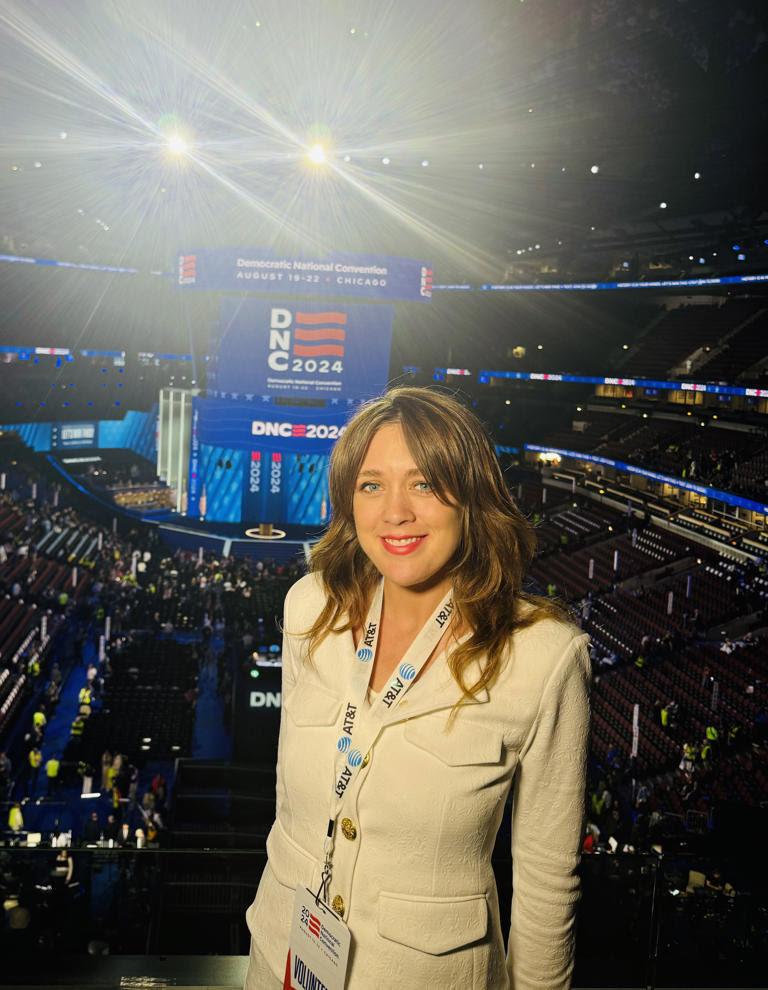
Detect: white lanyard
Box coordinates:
(316, 580, 455, 902)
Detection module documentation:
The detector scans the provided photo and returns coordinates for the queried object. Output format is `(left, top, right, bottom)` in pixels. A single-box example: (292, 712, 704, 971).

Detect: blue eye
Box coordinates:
(360, 482, 381, 493)
(414, 480, 432, 492)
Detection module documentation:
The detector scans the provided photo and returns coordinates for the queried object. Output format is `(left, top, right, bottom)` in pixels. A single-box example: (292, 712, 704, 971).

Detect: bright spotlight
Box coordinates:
(308, 144, 326, 164)
(167, 135, 188, 155)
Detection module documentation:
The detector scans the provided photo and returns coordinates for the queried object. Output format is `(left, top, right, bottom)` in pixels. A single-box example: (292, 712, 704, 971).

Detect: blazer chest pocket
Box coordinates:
(378, 890, 488, 954)
(404, 713, 503, 766)
(284, 676, 341, 727)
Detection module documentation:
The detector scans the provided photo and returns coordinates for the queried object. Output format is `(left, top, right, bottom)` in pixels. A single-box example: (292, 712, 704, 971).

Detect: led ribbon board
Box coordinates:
(176, 247, 433, 303)
(525, 444, 768, 516)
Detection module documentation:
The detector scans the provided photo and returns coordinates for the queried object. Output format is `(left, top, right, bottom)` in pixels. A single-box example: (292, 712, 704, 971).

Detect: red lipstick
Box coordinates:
(380, 535, 426, 555)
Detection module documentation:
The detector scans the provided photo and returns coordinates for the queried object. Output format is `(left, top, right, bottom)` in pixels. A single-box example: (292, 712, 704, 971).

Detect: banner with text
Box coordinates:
(177, 247, 432, 303)
(186, 398, 341, 522)
(210, 298, 393, 401)
(50, 422, 97, 449)
(192, 399, 351, 454)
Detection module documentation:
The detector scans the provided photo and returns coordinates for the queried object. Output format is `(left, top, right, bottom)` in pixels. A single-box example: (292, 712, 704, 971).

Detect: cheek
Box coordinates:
(451, 520, 463, 555)
(442, 509, 463, 555)
(352, 503, 373, 542)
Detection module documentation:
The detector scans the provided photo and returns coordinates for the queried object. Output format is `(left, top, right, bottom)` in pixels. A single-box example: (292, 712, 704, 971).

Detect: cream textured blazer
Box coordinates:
(245, 573, 591, 990)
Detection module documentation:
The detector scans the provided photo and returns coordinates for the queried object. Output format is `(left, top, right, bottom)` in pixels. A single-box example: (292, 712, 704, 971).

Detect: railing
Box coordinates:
(0, 838, 764, 988)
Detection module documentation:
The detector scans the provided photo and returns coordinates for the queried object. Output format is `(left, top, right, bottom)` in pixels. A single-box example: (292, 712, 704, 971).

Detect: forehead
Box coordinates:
(357, 423, 415, 468)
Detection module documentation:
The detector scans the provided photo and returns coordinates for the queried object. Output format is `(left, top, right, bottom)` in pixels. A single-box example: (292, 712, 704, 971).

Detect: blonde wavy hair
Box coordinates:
(307, 387, 565, 700)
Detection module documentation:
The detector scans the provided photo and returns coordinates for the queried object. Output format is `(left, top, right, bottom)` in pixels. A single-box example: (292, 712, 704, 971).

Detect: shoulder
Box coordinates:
(504, 608, 590, 694)
(514, 606, 585, 653)
(283, 571, 327, 626)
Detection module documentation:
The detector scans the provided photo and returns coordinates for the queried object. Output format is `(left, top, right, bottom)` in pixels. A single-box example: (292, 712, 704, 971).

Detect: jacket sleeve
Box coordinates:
(506, 632, 591, 990)
(280, 580, 305, 706)
(273, 577, 308, 817)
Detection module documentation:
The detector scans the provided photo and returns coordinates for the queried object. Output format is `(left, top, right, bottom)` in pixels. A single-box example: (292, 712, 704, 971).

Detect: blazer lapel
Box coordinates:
(381, 655, 490, 727)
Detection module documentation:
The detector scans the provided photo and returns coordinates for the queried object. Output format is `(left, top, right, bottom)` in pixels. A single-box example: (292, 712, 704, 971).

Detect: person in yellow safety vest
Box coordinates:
(701, 739, 712, 764)
(78, 686, 92, 706)
(58, 590, 69, 607)
(635, 653, 646, 670)
(28, 747, 42, 795)
(70, 715, 85, 739)
(705, 724, 719, 757)
(679, 742, 694, 773)
(728, 724, 741, 748)
(546, 582, 557, 597)
(45, 754, 60, 796)
(8, 802, 23, 832)
(32, 709, 47, 732)
(27, 658, 40, 679)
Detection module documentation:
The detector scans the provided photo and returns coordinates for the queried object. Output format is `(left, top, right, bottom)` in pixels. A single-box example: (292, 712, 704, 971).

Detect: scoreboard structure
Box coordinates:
(173, 249, 432, 529)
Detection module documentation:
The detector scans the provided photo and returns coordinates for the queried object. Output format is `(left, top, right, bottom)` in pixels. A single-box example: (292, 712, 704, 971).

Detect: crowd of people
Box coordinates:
(0, 416, 767, 985)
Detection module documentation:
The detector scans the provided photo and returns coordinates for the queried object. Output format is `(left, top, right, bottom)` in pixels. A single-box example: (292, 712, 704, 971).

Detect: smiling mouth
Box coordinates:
(381, 536, 426, 554)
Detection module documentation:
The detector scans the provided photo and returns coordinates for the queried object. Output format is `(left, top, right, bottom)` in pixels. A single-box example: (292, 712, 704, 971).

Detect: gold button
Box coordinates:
(341, 817, 357, 841)
(361, 751, 370, 767)
(332, 894, 345, 917)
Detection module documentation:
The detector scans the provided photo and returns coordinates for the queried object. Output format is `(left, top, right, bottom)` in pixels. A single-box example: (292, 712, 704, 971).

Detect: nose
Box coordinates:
(381, 486, 416, 525)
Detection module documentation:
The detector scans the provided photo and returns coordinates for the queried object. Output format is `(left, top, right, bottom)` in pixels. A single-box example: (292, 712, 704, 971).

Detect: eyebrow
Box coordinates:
(356, 467, 425, 479)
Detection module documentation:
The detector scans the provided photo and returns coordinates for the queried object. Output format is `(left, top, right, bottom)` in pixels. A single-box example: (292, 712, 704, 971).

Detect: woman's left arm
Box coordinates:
(506, 630, 591, 990)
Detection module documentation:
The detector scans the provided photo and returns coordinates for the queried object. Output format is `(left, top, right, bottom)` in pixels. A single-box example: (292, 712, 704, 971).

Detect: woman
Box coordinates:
(244, 387, 590, 990)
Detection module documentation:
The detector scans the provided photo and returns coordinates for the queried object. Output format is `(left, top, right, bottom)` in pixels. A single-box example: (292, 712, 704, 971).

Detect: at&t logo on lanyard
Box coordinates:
(356, 619, 377, 662)
(381, 662, 417, 709)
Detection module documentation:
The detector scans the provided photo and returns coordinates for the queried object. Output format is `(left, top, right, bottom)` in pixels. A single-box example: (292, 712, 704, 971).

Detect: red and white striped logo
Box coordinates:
(292, 312, 346, 358)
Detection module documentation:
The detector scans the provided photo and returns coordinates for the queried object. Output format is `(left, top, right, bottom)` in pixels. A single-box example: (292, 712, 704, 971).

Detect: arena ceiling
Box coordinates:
(1, 0, 767, 287)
